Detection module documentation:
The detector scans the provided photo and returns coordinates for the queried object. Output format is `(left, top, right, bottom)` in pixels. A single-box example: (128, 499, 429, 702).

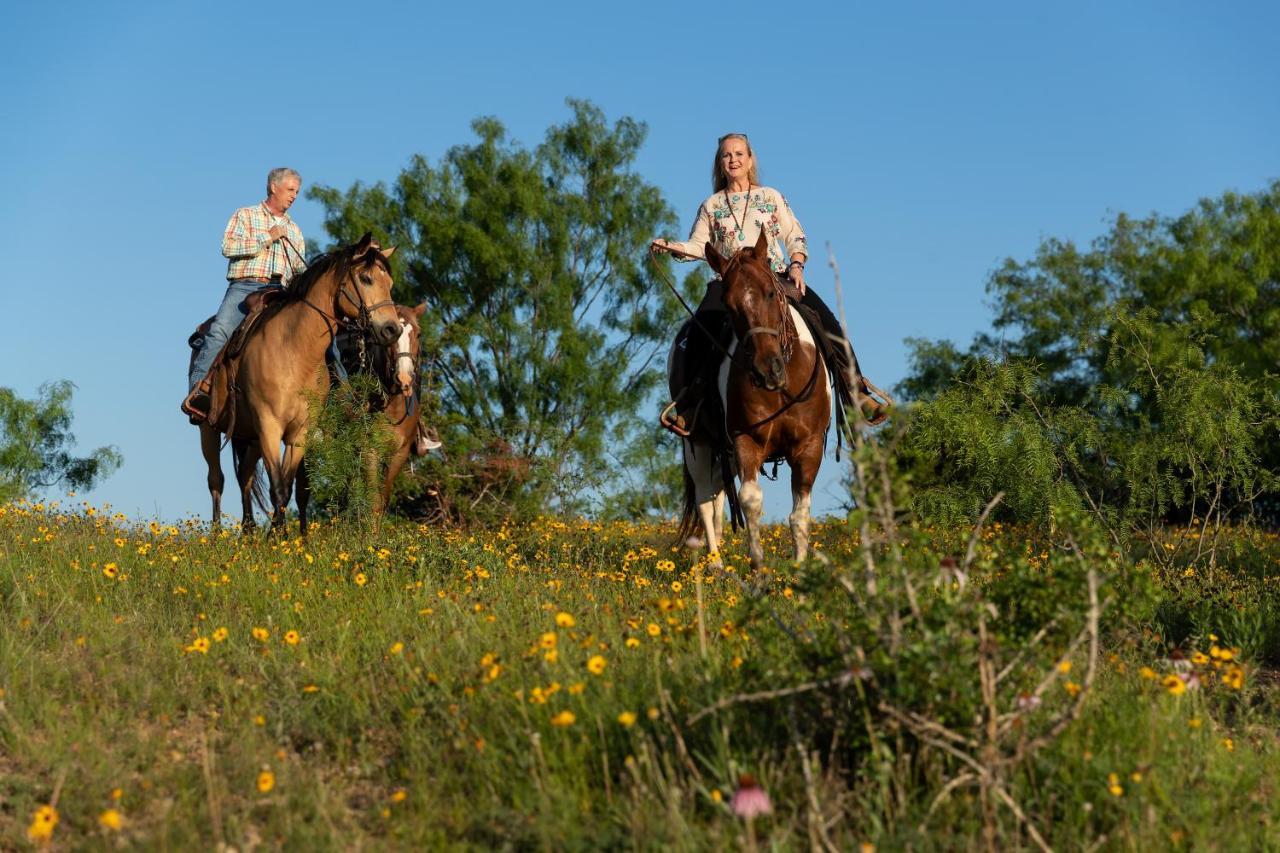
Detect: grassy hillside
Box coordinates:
(3, 499, 1279, 849)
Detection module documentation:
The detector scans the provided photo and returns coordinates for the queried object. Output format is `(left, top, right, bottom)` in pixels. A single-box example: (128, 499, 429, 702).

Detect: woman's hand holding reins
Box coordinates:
(788, 259, 807, 296)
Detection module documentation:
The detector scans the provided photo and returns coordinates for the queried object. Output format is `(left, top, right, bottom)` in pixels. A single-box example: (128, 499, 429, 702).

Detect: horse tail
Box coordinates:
(676, 457, 699, 544)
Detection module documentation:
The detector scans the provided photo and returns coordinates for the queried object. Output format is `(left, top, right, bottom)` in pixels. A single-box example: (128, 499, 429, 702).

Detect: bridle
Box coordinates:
(281, 238, 395, 341)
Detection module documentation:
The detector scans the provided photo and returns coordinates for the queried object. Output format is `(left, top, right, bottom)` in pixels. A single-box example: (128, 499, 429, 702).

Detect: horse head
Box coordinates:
(337, 233, 402, 347)
(707, 229, 791, 391)
(391, 303, 425, 398)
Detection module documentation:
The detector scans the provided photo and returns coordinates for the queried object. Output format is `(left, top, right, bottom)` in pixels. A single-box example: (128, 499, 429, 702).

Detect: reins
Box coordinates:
(649, 245, 820, 432)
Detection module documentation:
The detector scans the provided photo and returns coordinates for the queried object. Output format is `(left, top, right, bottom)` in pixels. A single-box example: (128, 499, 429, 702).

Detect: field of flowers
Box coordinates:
(4, 498, 1280, 849)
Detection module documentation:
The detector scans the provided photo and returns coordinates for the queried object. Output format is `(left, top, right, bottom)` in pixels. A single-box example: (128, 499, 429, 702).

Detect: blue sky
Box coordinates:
(1, 1, 1276, 523)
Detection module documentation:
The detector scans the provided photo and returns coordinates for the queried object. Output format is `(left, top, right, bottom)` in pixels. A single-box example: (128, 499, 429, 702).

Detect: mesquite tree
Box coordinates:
(310, 100, 687, 516)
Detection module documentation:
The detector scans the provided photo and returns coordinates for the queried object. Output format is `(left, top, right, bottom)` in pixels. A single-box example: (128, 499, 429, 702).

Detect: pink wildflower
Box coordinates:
(731, 774, 773, 819)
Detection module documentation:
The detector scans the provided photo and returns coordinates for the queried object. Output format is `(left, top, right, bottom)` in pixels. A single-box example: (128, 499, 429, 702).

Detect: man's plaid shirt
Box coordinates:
(222, 202, 306, 283)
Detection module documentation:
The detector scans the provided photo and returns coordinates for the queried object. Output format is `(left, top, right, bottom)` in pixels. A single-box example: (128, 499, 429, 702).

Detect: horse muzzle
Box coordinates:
(372, 320, 401, 347)
(751, 355, 787, 391)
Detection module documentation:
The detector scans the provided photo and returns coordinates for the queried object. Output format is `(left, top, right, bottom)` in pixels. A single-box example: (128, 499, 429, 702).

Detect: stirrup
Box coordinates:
(659, 400, 691, 437)
(180, 380, 212, 425)
(855, 378, 894, 427)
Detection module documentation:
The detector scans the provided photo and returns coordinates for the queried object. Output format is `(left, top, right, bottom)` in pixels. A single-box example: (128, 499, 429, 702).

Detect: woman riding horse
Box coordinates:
(650, 133, 882, 435)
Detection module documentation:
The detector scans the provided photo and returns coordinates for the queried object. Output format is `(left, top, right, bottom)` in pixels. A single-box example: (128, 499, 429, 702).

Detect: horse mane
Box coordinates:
(258, 240, 392, 325)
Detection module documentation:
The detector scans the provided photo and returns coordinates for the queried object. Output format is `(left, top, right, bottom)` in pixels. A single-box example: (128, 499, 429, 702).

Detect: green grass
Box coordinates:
(3, 499, 1280, 849)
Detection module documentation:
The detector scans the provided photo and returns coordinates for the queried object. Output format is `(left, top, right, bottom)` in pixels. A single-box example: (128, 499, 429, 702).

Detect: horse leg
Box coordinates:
(682, 438, 723, 567)
(381, 438, 411, 518)
(788, 436, 824, 563)
(201, 425, 224, 528)
(735, 439, 768, 571)
(273, 442, 307, 536)
(234, 439, 261, 533)
(254, 428, 290, 533)
(712, 491, 726, 545)
(295, 456, 311, 539)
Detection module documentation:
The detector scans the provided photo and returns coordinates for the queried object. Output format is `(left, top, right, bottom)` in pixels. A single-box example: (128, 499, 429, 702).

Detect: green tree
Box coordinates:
(0, 381, 122, 501)
(897, 181, 1280, 541)
(904, 180, 1280, 404)
(309, 100, 689, 517)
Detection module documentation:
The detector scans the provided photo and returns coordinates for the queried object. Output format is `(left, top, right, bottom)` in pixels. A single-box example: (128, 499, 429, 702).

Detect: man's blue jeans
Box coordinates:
(188, 279, 279, 390)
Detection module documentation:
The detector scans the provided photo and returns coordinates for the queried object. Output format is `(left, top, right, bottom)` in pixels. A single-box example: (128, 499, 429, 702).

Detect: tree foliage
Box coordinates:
(309, 100, 688, 517)
(899, 181, 1280, 545)
(0, 381, 122, 501)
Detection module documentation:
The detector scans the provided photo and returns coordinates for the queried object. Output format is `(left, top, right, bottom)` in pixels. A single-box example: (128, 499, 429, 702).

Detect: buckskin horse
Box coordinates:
(195, 234, 401, 535)
(675, 230, 831, 570)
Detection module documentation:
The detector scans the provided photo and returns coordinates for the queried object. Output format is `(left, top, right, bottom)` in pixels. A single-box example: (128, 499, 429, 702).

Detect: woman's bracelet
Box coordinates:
(788, 260, 805, 270)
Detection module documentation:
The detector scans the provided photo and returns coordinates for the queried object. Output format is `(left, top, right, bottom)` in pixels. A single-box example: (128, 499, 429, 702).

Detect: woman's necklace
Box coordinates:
(724, 184, 752, 242)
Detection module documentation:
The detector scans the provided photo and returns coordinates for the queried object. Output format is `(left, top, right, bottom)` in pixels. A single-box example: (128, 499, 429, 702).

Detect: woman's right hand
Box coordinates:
(650, 238, 673, 255)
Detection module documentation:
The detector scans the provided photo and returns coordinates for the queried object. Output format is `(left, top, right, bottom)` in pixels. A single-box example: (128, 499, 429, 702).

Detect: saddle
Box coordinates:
(182, 287, 287, 432)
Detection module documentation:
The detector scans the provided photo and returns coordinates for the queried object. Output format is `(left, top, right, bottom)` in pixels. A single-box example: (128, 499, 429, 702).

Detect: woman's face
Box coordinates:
(719, 137, 754, 186)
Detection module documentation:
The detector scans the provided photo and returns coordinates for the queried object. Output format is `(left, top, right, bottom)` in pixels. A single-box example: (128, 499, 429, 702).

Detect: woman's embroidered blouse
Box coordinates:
(667, 186, 807, 273)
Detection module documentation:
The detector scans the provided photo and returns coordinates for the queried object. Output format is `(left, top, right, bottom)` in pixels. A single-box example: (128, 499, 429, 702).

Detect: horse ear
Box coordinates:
(752, 227, 769, 260)
(413, 302, 426, 317)
(705, 243, 727, 276)
(353, 232, 374, 256)
(379, 246, 397, 259)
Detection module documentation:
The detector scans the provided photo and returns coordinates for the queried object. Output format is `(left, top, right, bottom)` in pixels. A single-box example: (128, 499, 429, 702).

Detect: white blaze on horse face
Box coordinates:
(395, 320, 414, 395)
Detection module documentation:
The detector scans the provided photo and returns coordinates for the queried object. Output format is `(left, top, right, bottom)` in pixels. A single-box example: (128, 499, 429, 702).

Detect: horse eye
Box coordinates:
(359, 273, 373, 285)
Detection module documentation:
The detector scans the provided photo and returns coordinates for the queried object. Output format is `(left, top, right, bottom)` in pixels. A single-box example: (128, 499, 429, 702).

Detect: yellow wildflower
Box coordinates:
(1163, 675, 1187, 696)
(1222, 665, 1244, 690)
(555, 612, 575, 628)
(212, 627, 229, 642)
(103, 562, 119, 579)
(550, 710, 576, 727)
(647, 623, 662, 637)
(257, 769, 275, 793)
(625, 637, 640, 648)
(1138, 666, 1158, 681)
(617, 711, 637, 727)
(539, 631, 557, 649)
(1107, 772, 1123, 797)
(284, 630, 300, 646)
(1057, 660, 1072, 674)
(27, 805, 58, 842)
(390, 788, 408, 803)
(354, 572, 368, 586)
(185, 636, 211, 654)
(99, 808, 123, 830)
(1064, 680, 1081, 696)
(252, 627, 270, 642)
(587, 655, 607, 675)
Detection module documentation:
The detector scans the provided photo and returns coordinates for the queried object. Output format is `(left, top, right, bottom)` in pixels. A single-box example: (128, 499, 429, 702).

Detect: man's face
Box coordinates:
(268, 176, 301, 212)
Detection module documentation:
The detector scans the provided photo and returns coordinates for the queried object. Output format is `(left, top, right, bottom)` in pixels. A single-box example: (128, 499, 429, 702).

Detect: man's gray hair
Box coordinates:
(266, 167, 301, 194)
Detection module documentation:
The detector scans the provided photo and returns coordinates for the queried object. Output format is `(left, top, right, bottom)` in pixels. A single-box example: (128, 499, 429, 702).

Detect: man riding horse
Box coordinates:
(183, 167, 306, 424)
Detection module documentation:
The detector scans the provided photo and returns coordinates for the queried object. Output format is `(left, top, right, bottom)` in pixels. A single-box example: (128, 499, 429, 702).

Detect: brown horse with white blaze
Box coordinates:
(199, 234, 401, 534)
(677, 230, 831, 569)
(374, 303, 431, 515)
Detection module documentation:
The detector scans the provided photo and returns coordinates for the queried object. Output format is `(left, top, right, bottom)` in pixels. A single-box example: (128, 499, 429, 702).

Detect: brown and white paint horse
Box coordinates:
(674, 230, 831, 570)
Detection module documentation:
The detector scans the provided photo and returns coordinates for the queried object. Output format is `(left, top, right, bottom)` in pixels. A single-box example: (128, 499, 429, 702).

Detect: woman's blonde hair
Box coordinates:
(712, 133, 760, 192)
